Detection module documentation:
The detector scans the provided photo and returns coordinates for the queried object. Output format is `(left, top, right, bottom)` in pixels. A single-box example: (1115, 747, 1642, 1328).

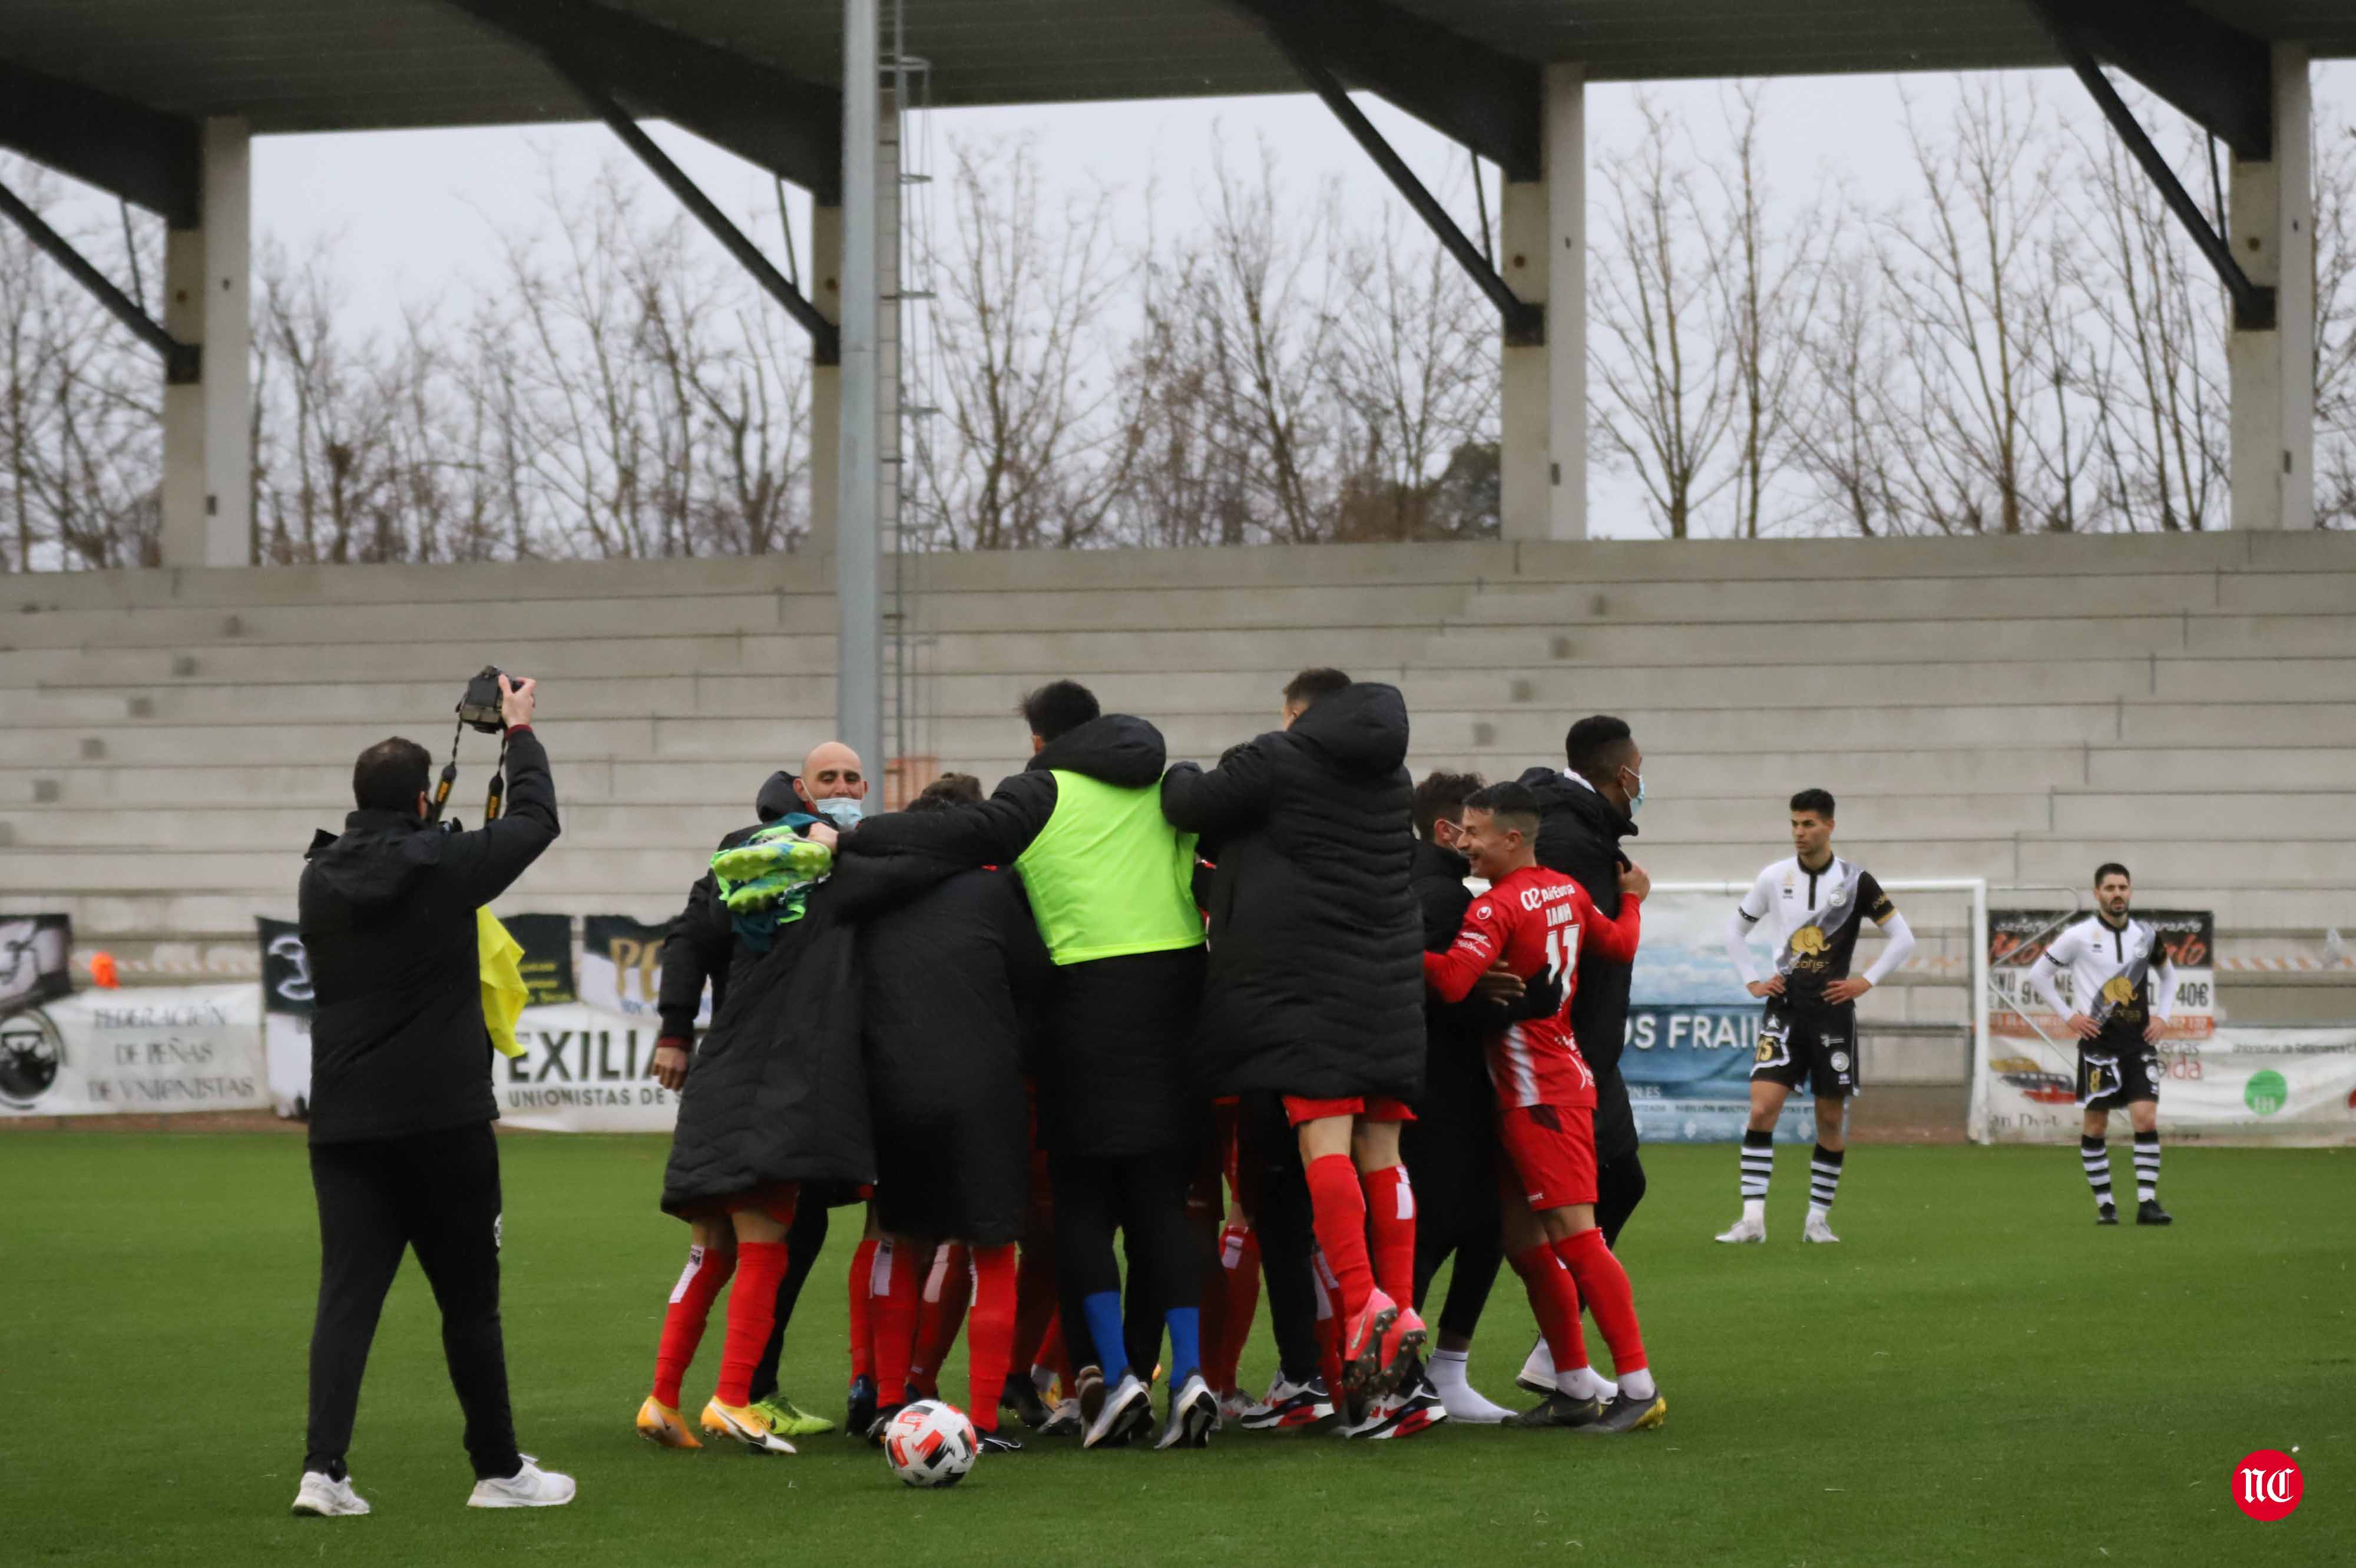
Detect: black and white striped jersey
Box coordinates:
(1725, 855, 1902, 1003)
(2027, 914, 2177, 1036)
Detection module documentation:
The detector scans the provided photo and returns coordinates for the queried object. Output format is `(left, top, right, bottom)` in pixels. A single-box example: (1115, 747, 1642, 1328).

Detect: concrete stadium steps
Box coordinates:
(2, 531, 2350, 1016)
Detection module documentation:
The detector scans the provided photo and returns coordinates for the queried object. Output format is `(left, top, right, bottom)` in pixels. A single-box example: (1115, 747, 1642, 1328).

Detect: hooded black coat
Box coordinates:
(659, 851, 876, 1218)
(1517, 766, 1642, 1163)
(828, 851, 1054, 1243)
(656, 769, 802, 1045)
(298, 728, 558, 1144)
(838, 714, 1207, 1158)
(1160, 683, 1424, 1101)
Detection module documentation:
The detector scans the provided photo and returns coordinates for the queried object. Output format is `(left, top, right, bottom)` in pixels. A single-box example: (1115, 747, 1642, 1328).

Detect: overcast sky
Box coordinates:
(75, 65, 2356, 537)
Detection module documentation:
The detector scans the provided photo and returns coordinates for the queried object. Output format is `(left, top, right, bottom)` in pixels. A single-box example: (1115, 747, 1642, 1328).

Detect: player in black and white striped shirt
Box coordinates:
(2025, 863, 2178, 1226)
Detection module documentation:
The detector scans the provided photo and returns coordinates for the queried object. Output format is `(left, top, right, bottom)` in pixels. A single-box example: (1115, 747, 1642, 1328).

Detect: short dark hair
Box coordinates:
(908, 772, 984, 813)
(1463, 779, 1541, 836)
(353, 737, 432, 813)
(1564, 714, 1634, 783)
(1283, 667, 1352, 709)
(1412, 770, 1485, 841)
(1789, 788, 1837, 819)
(1020, 680, 1100, 743)
(2094, 861, 2131, 886)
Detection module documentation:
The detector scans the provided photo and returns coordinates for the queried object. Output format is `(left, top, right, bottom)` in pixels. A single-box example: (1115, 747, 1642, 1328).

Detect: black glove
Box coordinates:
(1507, 965, 1564, 1021)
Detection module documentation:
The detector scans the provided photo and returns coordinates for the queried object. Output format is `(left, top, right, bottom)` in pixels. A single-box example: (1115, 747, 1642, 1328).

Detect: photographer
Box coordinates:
(292, 675, 573, 1517)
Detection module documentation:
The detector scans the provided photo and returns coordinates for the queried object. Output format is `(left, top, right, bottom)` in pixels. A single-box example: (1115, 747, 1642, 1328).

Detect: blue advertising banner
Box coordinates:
(1619, 892, 1816, 1143)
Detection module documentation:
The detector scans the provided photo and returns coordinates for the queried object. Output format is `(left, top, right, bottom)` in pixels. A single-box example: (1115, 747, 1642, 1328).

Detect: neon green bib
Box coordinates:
(1015, 770, 1203, 965)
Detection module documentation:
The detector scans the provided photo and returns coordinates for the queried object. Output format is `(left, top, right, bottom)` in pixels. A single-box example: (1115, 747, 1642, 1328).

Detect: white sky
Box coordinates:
(57, 65, 2356, 537)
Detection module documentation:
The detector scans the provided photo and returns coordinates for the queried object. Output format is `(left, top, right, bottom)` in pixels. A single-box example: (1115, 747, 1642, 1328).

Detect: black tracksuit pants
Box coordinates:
(1239, 1093, 1323, 1385)
(305, 1122, 521, 1482)
(1048, 1149, 1195, 1378)
(1595, 1149, 1647, 1249)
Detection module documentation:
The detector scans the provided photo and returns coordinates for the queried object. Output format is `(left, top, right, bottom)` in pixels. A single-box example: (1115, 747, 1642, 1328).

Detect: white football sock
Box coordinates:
(1619, 1367, 1657, 1402)
(1742, 1198, 1766, 1225)
(1556, 1364, 1609, 1401)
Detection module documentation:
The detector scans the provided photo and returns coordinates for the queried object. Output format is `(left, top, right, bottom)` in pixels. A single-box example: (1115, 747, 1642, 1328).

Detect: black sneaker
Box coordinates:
(977, 1430, 1024, 1454)
(2136, 1199, 2173, 1226)
(2096, 1203, 2119, 1226)
(865, 1402, 904, 1448)
(1513, 1391, 1606, 1428)
(1001, 1370, 1053, 1430)
(846, 1374, 877, 1438)
(1580, 1389, 1667, 1434)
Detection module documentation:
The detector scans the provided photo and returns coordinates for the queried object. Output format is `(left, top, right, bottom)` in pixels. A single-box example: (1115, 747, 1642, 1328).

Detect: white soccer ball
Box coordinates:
(882, 1400, 978, 1488)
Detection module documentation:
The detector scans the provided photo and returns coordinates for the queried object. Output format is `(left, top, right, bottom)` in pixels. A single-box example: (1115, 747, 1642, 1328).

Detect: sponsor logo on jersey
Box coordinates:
(1790, 925, 1827, 955)
(2100, 975, 2136, 1005)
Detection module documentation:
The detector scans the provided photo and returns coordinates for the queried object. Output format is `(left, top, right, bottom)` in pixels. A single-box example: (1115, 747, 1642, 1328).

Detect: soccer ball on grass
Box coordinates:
(882, 1400, 978, 1488)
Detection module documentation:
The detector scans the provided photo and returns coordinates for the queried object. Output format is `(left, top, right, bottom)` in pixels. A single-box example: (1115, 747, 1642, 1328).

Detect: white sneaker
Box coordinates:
(465, 1459, 576, 1509)
(1802, 1211, 1841, 1244)
(1515, 1337, 1556, 1395)
(290, 1471, 369, 1517)
(1082, 1371, 1151, 1450)
(1715, 1213, 1767, 1244)
(1155, 1373, 1219, 1450)
(1216, 1388, 1255, 1424)
(1038, 1397, 1081, 1437)
(1337, 1391, 1399, 1439)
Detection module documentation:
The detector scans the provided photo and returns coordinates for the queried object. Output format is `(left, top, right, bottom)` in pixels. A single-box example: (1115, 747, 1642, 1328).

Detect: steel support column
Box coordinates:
(836, 0, 884, 769)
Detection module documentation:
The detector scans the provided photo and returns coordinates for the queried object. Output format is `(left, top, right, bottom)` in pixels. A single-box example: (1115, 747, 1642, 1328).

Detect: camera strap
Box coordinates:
(484, 730, 509, 823)
(428, 717, 464, 826)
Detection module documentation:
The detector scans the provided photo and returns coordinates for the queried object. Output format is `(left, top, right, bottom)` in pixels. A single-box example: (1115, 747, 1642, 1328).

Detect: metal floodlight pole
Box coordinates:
(836, 0, 885, 771)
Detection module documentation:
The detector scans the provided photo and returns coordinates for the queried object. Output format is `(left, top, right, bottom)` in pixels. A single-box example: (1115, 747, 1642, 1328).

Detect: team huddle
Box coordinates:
(286, 669, 2185, 1513)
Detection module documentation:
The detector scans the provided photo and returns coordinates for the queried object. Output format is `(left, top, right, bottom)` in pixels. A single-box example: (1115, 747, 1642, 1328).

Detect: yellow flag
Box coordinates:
(478, 908, 530, 1059)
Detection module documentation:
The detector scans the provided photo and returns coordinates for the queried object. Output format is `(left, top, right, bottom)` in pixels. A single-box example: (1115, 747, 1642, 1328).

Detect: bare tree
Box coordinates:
(1591, 96, 1735, 538)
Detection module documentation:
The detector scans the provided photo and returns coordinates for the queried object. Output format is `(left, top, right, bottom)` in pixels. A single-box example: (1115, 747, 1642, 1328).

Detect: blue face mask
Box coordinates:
(813, 796, 864, 830)
(1622, 768, 1646, 818)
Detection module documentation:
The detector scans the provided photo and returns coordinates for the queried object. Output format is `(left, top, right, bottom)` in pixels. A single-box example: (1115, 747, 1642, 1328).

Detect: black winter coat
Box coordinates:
(839, 714, 1206, 1158)
(1162, 683, 1424, 1101)
(656, 769, 802, 1044)
(659, 861, 875, 1218)
(1517, 766, 1641, 1163)
(299, 728, 559, 1144)
(830, 851, 1054, 1243)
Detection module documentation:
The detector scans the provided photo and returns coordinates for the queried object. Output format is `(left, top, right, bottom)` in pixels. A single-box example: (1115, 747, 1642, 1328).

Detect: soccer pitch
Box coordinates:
(3, 1134, 2344, 1566)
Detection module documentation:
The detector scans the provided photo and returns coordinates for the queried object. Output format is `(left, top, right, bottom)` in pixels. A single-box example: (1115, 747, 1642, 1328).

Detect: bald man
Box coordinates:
(636, 741, 866, 1450)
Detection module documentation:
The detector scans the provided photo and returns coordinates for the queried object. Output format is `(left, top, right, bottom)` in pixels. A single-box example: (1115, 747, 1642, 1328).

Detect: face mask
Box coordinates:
(813, 796, 863, 830)
(1622, 768, 1646, 818)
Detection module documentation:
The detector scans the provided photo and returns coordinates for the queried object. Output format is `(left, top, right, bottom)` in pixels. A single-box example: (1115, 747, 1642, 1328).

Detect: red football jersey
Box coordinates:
(1422, 862, 1642, 1110)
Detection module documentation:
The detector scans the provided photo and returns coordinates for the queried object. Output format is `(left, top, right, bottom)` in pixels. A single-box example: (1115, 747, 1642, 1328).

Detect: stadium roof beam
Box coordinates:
(1221, 0, 1541, 180)
(2034, 0, 2275, 161)
(439, 0, 843, 203)
(0, 175, 201, 383)
(552, 67, 842, 363)
(1233, 2, 1544, 345)
(2030, 1, 2275, 330)
(0, 57, 200, 226)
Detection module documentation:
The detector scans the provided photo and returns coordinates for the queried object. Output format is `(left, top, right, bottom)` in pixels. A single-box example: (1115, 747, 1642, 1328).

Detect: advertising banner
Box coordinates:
(581, 915, 703, 1026)
(493, 1001, 683, 1132)
(501, 913, 577, 1007)
(0, 985, 267, 1117)
(1623, 892, 1818, 1143)
(1, 915, 73, 1013)
(1976, 1025, 2356, 1146)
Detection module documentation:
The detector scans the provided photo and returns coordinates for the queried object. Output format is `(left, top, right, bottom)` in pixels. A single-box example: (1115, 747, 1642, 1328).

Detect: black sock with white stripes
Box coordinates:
(2080, 1136, 2114, 1212)
(1807, 1144, 1845, 1219)
(2132, 1130, 2161, 1203)
(1738, 1129, 1773, 1219)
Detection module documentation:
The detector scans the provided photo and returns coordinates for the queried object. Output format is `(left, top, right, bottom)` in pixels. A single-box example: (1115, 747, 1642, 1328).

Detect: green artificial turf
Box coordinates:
(1, 1134, 2345, 1566)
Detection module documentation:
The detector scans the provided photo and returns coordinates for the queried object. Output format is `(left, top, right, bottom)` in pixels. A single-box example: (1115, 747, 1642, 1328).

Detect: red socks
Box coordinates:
(1304, 1154, 1376, 1321)
(1557, 1228, 1647, 1373)
(1202, 1220, 1260, 1393)
(713, 1239, 790, 1407)
(848, 1235, 879, 1381)
(1311, 1248, 1348, 1395)
(869, 1238, 923, 1402)
(1509, 1243, 1590, 1377)
(965, 1244, 1018, 1433)
(651, 1243, 734, 1408)
(912, 1244, 972, 1398)
(1360, 1165, 1416, 1311)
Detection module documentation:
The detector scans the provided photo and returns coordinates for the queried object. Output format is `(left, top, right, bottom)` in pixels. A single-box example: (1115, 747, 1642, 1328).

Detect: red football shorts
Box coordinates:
(1282, 1094, 1417, 1127)
(1496, 1103, 1597, 1212)
(719, 1182, 802, 1228)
